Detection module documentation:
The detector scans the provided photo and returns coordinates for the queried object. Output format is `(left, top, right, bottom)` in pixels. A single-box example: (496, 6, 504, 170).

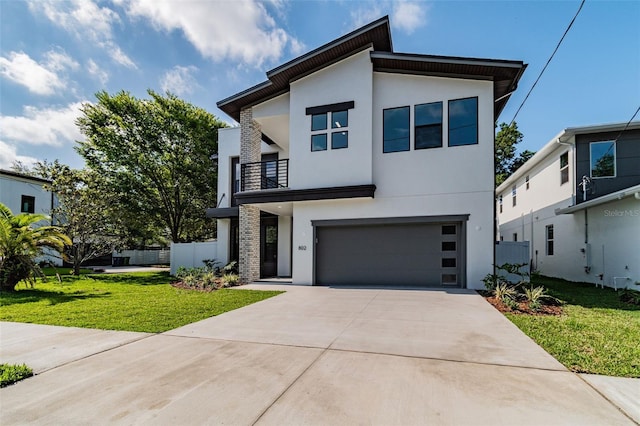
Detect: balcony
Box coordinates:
(240, 159, 289, 192)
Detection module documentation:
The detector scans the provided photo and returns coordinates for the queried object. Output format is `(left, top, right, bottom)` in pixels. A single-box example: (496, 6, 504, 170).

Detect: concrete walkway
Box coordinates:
(1, 285, 637, 425)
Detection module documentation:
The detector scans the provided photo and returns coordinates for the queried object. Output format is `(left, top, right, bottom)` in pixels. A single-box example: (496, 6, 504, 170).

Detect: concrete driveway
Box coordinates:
(1, 285, 636, 425)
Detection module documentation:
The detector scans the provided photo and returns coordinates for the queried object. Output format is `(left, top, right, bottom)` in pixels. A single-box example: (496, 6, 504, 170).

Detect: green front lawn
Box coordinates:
(506, 276, 640, 377)
(40, 267, 94, 276)
(0, 272, 282, 333)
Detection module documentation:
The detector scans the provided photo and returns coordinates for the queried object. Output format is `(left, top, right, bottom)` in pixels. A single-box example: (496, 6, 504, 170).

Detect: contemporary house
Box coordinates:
(497, 122, 640, 289)
(0, 168, 62, 266)
(209, 17, 526, 288)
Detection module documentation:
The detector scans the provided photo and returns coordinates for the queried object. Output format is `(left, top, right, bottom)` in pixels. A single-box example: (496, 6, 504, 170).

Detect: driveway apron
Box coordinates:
(1, 285, 635, 425)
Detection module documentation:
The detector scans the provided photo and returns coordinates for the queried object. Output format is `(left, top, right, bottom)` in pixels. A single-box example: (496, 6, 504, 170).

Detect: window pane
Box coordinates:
(590, 141, 615, 177)
(442, 225, 456, 235)
(449, 97, 478, 146)
(547, 225, 553, 239)
(311, 113, 327, 131)
(560, 153, 568, 168)
(311, 134, 327, 151)
(21, 195, 35, 213)
(442, 241, 456, 251)
(561, 168, 569, 184)
(442, 258, 456, 268)
(442, 274, 457, 284)
(547, 241, 554, 256)
(383, 106, 410, 153)
(415, 102, 442, 149)
(331, 110, 348, 129)
(331, 131, 348, 149)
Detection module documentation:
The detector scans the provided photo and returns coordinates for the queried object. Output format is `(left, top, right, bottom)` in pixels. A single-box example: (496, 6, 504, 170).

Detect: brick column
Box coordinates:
(239, 108, 261, 284)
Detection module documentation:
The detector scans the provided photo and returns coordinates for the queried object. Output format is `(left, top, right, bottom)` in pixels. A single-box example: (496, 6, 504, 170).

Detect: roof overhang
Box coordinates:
(217, 16, 392, 122)
(0, 169, 52, 185)
(370, 52, 527, 119)
(555, 184, 640, 215)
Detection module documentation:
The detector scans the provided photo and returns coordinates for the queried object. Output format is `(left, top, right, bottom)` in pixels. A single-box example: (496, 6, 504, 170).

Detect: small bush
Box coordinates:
(482, 273, 508, 291)
(222, 274, 239, 287)
(620, 289, 640, 306)
(494, 282, 517, 302)
(223, 261, 238, 275)
(0, 363, 33, 387)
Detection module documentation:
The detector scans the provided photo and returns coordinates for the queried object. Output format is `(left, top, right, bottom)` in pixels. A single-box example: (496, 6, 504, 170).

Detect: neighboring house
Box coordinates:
(208, 17, 526, 288)
(496, 122, 640, 289)
(0, 168, 62, 266)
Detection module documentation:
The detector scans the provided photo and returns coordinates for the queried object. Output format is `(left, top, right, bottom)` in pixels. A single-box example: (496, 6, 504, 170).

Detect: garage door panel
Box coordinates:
(315, 223, 461, 287)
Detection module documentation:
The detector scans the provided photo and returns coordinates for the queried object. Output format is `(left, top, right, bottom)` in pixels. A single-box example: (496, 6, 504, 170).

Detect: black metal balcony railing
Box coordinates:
(240, 159, 289, 191)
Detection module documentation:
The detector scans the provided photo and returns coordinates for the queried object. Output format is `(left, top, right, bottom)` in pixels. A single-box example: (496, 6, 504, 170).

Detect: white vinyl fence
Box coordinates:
(113, 249, 170, 266)
(495, 241, 530, 283)
(170, 241, 218, 275)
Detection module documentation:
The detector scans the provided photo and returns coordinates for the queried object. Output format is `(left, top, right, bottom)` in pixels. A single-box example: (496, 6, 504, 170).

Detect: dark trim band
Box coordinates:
(235, 184, 375, 205)
(306, 101, 355, 116)
(311, 215, 470, 227)
(205, 207, 239, 218)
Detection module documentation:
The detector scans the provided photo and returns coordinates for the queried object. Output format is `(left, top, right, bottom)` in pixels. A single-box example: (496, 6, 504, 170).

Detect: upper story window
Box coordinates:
(525, 175, 530, 190)
(590, 140, 616, 178)
(560, 152, 569, 185)
(383, 106, 410, 153)
(511, 185, 517, 207)
(498, 195, 503, 213)
(306, 101, 354, 152)
(21, 195, 35, 213)
(448, 97, 478, 147)
(546, 224, 554, 256)
(415, 102, 442, 149)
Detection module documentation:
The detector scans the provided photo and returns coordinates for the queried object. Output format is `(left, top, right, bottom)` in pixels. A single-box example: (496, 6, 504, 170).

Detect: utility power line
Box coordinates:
(510, 0, 586, 125)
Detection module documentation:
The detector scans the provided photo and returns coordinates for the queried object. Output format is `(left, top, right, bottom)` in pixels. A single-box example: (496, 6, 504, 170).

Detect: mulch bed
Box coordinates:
(483, 294, 564, 316)
(170, 281, 221, 292)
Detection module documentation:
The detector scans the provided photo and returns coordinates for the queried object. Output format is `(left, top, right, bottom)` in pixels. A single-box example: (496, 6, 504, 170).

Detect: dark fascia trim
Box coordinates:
(311, 214, 470, 227)
(217, 80, 273, 108)
(267, 16, 390, 79)
(306, 101, 355, 115)
(205, 207, 239, 219)
(370, 51, 525, 69)
(235, 184, 376, 205)
(0, 169, 52, 185)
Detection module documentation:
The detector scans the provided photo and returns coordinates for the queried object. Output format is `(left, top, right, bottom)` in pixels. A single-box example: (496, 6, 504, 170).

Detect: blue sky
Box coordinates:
(1, 0, 639, 169)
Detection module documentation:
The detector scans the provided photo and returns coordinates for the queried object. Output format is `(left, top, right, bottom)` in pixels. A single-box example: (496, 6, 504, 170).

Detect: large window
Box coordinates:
(310, 110, 349, 151)
(546, 225, 554, 255)
(21, 195, 35, 213)
(590, 141, 616, 178)
(383, 106, 410, 153)
(414, 102, 442, 149)
(560, 152, 569, 185)
(448, 97, 478, 146)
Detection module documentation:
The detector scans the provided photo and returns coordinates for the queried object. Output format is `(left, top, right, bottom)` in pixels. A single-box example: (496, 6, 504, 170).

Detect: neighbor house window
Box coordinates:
(546, 225, 554, 255)
(21, 195, 35, 213)
(307, 101, 354, 152)
(383, 106, 410, 153)
(415, 102, 442, 149)
(513, 233, 518, 242)
(499, 195, 503, 213)
(512, 185, 517, 207)
(560, 152, 569, 185)
(590, 141, 616, 178)
(448, 97, 478, 146)
(526, 175, 530, 190)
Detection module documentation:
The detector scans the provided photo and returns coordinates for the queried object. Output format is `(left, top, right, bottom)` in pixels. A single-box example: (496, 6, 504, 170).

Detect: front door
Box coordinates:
(260, 216, 278, 278)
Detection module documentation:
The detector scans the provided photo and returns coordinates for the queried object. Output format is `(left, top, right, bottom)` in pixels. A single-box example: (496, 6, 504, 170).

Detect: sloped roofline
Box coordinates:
(217, 16, 526, 122)
(0, 169, 51, 185)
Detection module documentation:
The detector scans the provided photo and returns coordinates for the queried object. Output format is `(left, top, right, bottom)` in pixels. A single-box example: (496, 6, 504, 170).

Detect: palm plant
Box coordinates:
(0, 203, 71, 292)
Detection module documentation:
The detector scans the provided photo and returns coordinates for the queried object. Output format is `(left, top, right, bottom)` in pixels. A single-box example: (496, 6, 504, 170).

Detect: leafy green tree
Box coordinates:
(0, 203, 71, 292)
(510, 150, 536, 175)
(76, 90, 227, 242)
(495, 122, 535, 186)
(35, 161, 125, 275)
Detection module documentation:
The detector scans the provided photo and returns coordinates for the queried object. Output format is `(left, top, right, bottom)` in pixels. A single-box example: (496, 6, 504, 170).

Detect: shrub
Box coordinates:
(0, 363, 33, 387)
(620, 289, 640, 306)
(223, 261, 238, 275)
(222, 274, 239, 287)
(482, 273, 508, 291)
(494, 282, 517, 303)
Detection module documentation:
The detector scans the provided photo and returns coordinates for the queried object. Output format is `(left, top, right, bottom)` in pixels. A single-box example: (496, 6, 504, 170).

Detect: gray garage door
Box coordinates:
(315, 222, 462, 287)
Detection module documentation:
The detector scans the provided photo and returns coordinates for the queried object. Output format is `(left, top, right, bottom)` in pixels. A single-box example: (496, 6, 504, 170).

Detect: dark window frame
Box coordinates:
(560, 152, 569, 185)
(546, 224, 554, 256)
(448, 96, 478, 147)
(21, 195, 35, 213)
(383, 105, 410, 153)
(414, 101, 443, 150)
(331, 131, 348, 150)
(525, 175, 530, 190)
(311, 134, 328, 152)
(512, 185, 517, 207)
(590, 140, 616, 179)
(311, 113, 327, 131)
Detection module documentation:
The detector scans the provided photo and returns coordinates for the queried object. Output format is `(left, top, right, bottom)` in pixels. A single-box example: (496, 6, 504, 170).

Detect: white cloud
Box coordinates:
(0, 102, 85, 147)
(87, 60, 109, 85)
(392, 1, 428, 34)
(160, 65, 199, 96)
(0, 141, 39, 169)
(349, 1, 428, 35)
(29, 0, 136, 69)
(44, 50, 80, 72)
(0, 51, 66, 95)
(121, 0, 301, 67)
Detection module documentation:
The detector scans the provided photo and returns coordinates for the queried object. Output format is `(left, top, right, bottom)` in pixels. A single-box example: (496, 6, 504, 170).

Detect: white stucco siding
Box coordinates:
(288, 49, 373, 189)
(216, 218, 231, 265)
(372, 73, 494, 197)
(497, 142, 575, 227)
(290, 191, 493, 289)
(0, 175, 52, 216)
